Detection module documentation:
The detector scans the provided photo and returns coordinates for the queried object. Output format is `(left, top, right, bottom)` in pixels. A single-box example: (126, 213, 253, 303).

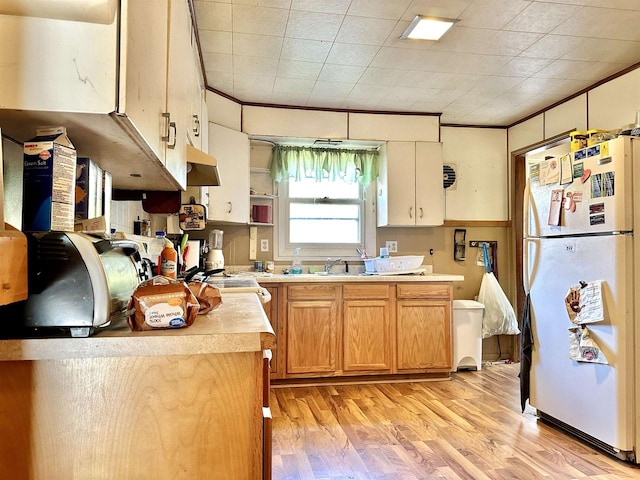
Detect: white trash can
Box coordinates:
(453, 300, 484, 371)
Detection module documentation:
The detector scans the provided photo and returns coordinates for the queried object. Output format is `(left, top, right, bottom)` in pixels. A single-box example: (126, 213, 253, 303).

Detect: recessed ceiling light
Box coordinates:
(400, 15, 458, 41)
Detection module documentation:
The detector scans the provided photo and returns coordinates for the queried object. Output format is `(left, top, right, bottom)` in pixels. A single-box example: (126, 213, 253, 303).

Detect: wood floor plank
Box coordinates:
(271, 364, 640, 479)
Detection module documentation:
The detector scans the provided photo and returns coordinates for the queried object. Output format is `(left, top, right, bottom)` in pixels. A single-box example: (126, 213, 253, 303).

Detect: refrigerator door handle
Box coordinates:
(523, 178, 534, 239)
(523, 238, 532, 295)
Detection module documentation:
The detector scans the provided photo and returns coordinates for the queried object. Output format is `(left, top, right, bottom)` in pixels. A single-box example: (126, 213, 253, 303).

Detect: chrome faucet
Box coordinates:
(324, 257, 342, 273)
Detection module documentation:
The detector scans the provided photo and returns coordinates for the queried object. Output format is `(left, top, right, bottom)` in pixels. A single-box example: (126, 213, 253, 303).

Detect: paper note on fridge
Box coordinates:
(539, 158, 560, 185)
(568, 326, 609, 364)
(564, 280, 604, 325)
(548, 189, 563, 226)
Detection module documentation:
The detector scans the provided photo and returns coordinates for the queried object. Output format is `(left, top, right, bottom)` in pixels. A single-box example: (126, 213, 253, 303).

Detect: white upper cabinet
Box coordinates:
(0, 0, 204, 191)
(377, 141, 443, 227)
(243, 106, 348, 139)
(207, 123, 250, 223)
(349, 113, 440, 142)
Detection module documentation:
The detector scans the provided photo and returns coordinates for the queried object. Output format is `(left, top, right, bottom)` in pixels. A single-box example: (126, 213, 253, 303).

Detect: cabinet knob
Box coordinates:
(409, 206, 413, 219)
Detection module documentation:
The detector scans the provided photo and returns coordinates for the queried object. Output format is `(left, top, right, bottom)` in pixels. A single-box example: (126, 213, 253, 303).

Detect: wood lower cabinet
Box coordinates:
(286, 285, 339, 376)
(264, 281, 453, 381)
(262, 286, 281, 379)
(342, 284, 392, 374)
(396, 284, 452, 371)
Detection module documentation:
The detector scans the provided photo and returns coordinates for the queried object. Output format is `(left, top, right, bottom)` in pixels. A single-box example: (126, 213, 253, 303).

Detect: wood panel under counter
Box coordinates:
(0, 293, 274, 480)
(258, 273, 463, 383)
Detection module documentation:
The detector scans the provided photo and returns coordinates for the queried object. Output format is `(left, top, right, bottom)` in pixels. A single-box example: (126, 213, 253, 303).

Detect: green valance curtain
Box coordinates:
(269, 145, 379, 186)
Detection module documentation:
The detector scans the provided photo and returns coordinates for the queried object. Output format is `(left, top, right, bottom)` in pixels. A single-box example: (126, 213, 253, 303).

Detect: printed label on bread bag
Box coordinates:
(145, 301, 185, 328)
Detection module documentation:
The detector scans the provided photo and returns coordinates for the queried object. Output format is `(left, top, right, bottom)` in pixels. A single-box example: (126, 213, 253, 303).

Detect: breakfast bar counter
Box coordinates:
(0, 292, 274, 480)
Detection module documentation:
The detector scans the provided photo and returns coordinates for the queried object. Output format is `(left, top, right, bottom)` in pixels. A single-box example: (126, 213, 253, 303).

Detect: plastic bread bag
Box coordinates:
(127, 275, 200, 331)
(187, 281, 223, 315)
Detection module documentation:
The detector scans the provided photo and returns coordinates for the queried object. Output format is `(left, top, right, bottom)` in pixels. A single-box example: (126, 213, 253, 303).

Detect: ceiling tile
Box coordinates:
(232, 4, 289, 36)
(193, 0, 640, 125)
(273, 77, 316, 94)
(520, 34, 585, 60)
(234, 74, 275, 93)
(306, 96, 349, 109)
(280, 38, 333, 62)
(401, 0, 474, 21)
(270, 92, 310, 104)
(285, 10, 343, 41)
(233, 33, 283, 57)
(494, 57, 552, 77)
(232, 0, 292, 8)
(459, 0, 531, 29)
(202, 52, 233, 72)
(552, 7, 640, 41)
(503, 2, 581, 33)
(335, 16, 398, 45)
(233, 56, 279, 76)
(310, 81, 355, 98)
(430, 27, 543, 56)
(318, 64, 366, 83)
(532, 58, 620, 81)
(194, 1, 232, 31)
(291, 0, 351, 14)
(359, 67, 403, 86)
(346, 0, 412, 19)
(199, 30, 232, 54)
(562, 38, 640, 63)
(325, 43, 381, 66)
(276, 60, 323, 79)
(206, 71, 234, 92)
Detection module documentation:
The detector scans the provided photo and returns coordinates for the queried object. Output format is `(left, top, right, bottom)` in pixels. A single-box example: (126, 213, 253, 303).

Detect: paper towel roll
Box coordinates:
(184, 240, 201, 270)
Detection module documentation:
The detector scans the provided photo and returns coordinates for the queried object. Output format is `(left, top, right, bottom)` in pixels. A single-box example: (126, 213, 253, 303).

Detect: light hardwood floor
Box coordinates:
(270, 363, 640, 479)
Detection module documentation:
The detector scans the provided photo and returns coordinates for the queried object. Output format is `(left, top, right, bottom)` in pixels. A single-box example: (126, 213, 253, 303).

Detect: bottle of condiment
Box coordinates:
(160, 240, 178, 279)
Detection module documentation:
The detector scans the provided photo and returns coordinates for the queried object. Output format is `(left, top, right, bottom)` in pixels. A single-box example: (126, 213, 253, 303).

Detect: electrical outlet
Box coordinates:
(260, 239, 269, 252)
(386, 240, 398, 253)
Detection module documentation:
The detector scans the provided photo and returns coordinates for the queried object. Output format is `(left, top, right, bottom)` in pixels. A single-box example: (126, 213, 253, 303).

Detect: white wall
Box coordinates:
(441, 127, 508, 221)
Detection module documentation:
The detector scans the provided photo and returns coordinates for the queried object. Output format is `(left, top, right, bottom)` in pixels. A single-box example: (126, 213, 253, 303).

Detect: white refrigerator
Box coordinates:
(524, 136, 639, 462)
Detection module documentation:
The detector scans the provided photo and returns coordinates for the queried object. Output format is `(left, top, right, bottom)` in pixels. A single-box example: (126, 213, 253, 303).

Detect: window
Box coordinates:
(269, 144, 379, 262)
(277, 177, 375, 261)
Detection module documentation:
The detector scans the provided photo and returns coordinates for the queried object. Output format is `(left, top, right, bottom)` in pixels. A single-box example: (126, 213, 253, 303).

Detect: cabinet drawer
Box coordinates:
(288, 284, 338, 300)
(343, 284, 390, 300)
(396, 283, 451, 299)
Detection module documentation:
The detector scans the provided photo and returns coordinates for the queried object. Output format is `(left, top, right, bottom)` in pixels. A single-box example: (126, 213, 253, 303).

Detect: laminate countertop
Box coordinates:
(0, 292, 275, 362)
(255, 272, 464, 284)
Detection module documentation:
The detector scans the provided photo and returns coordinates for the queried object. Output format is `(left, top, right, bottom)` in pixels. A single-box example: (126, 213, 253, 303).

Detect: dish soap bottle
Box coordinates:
(291, 247, 303, 274)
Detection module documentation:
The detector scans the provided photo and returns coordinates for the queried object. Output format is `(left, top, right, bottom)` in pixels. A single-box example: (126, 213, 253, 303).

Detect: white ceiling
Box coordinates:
(193, 0, 640, 127)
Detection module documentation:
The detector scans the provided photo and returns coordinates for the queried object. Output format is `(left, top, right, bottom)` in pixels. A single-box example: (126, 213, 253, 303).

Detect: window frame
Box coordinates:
(275, 179, 377, 262)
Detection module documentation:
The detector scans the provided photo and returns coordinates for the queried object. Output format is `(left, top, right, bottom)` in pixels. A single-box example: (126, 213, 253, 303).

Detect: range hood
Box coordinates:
(186, 144, 221, 186)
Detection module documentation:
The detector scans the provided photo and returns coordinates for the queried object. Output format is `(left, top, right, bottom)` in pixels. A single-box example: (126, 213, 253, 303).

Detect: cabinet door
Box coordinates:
(263, 286, 281, 379)
(397, 299, 451, 370)
(286, 300, 337, 375)
(164, 0, 192, 189)
(415, 142, 444, 226)
(343, 299, 391, 373)
(120, 0, 169, 164)
(385, 141, 416, 226)
(0, 14, 117, 113)
(207, 123, 250, 223)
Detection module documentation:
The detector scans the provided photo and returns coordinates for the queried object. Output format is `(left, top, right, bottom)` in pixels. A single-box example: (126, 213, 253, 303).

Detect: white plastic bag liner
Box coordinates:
(478, 271, 520, 338)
